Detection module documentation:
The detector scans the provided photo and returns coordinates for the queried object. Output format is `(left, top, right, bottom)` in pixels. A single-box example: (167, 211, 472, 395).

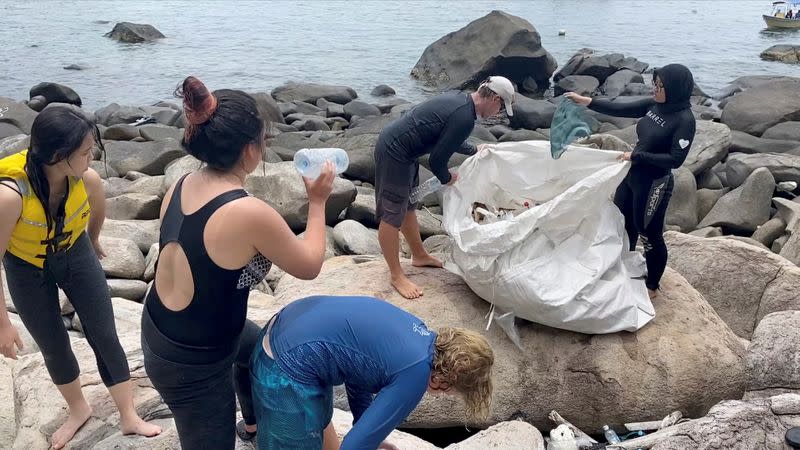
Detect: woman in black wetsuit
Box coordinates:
(566, 64, 697, 299)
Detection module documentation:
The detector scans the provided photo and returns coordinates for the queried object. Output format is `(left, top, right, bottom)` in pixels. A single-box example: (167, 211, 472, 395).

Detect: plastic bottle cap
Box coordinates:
(787, 427, 800, 448)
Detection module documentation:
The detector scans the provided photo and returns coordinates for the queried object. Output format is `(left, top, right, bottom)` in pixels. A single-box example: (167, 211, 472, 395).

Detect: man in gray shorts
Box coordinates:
(374, 76, 516, 299)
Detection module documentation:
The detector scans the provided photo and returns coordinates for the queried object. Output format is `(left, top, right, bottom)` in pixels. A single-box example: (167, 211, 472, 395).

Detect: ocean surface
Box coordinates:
(2, 0, 800, 109)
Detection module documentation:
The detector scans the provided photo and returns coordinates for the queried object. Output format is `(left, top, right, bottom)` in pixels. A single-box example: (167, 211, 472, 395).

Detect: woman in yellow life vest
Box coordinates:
(0, 106, 161, 449)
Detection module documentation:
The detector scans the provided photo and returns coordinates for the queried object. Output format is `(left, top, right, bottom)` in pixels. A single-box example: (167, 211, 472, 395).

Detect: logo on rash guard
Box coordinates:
(413, 323, 431, 336)
(679, 139, 690, 149)
(646, 110, 666, 127)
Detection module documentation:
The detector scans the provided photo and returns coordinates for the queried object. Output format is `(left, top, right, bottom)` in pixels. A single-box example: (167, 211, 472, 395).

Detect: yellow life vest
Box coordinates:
(0, 150, 91, 268)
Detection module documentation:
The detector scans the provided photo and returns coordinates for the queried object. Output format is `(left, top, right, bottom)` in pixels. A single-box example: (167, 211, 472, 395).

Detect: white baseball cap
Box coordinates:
(481, 76, 516, 116)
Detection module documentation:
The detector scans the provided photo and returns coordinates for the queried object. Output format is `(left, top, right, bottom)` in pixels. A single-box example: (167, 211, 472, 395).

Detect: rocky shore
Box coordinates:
(2, 10, 800, 450)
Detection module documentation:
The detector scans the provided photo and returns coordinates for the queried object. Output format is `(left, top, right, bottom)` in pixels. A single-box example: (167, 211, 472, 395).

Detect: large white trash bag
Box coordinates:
(442, 141, 655, 334)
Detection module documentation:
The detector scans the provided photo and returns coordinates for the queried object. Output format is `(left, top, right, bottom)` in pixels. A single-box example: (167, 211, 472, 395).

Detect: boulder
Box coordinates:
(29, 82, 82, 107)
(725, 152, 800, 188)
(728, 130, 800, 155)
(617, 394, 800, 450)
(498, 129, 548, 142)
(410, 11, 557, 93)
(370, 84, 396, 97)
(697, 167, 774, 233)
(601, 69, 644, 97)
(105, 193, 161, 220)
(695, 187, 730, 222)
(554, 75, 599, 96)
(697, 170, 724, 190)
(751, 217, 787, 247)
(688, 226, 723, 238)
(555, 49, 647, 84)
(101, 219, 160, 253)
(332, 220, 381, 255)
(103, 123, 140, 141)
(0, 134, 29, 159)
(760, 44, 800, 63)
(781, 228, 800, 266)
(682, 121, 732, 175)
(665, 167, 698, 232)
(763, 121, 800, 142)
(509, 96, 556, 130)
(123, 175, 167, 198)
(665, 231, 800, 339)
(104, 139, 186, 176)
(344, 189, 378, 228)
(107, 279, 149, 301)
(271, 82, 357, 105)
(0, 97, 37, 134)
(138, 124, 183, 142)
(274, 256, 746, 432)
(721, 77, 800, 136)
(343, 100, 381, 120)
(307, 133, 380, 183)
(445, 420, 544, 450)
(774, 197, 800, 232)
(98, 237, 146, 279)
(94, 103, 148, 126)
(745, 311, 800, 395)
(104, 22, 165, 43)
(249, 92, 285, 125)
(8, 332, 164, 449)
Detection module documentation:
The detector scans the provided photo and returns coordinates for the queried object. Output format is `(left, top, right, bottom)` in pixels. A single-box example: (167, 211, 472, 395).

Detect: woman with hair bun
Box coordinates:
(142, 76, 336, 449)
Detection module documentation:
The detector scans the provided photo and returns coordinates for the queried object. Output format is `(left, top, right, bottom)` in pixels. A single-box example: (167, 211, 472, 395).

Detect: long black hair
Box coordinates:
(26, 106, 104, 230)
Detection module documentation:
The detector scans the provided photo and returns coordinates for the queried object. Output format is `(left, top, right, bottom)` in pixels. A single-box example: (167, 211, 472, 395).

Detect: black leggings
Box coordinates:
(614, 173, 674, 291)
(142, 308, 259, 450)
(3, 233, 130, 386)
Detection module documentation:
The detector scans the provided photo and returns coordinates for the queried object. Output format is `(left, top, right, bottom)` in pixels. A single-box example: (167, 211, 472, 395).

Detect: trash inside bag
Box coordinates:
(550, 97, 592, 159)
(443, 140, 655, 337)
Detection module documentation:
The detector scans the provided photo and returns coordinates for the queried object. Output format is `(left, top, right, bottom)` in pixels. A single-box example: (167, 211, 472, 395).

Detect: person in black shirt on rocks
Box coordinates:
(566, 64, 697, 299)
(374, 76, 516, 299)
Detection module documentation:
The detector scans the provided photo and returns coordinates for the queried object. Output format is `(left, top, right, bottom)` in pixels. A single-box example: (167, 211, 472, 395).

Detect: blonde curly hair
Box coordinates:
(432, 327, 494, 420)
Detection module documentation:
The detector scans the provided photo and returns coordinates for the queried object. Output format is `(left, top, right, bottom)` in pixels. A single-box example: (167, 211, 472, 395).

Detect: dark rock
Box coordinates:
(370, 84, 396, 97)
(272, 82, 357, 104)
(410, 10, 557, 93)
(29, 82, 82, 107)
(104, 22, 165, 43)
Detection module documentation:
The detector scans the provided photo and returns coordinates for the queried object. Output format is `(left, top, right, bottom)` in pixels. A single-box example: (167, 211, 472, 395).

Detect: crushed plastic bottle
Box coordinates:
(410, 176, 443, 204)
(293, 147, 349, 179)
(603, 425, 621, 444)
(550, 96, 592, 159)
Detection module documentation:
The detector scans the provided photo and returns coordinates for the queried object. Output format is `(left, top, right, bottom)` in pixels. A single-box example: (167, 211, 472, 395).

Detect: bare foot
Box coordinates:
(412, 254, 443, 268)
(648, 289, 658, 300)
(51, 403, 92, 449)
(391, 274, 423, 299)
(121, 416, 162, 438)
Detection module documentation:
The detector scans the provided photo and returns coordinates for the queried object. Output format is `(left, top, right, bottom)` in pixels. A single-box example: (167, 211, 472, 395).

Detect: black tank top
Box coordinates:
(144, 174, 271, 348)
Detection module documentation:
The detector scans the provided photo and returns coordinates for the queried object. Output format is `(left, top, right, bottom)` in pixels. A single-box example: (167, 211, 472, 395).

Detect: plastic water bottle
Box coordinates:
(409, 176, 442, 204)
(603, 425, 621, 444)
(550, 97, 592, 159)
(293, 148, 349, 179)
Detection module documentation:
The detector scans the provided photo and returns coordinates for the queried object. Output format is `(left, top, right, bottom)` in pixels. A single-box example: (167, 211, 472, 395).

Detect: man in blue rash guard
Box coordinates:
(250, 295, 495, 450)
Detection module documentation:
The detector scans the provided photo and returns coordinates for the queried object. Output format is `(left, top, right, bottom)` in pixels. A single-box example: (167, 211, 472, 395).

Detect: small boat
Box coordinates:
(764, 1, 800, 29)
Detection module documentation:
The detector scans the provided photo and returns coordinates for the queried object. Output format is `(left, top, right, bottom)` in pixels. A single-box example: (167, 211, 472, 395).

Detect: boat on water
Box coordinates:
(764, 1, 800, 29)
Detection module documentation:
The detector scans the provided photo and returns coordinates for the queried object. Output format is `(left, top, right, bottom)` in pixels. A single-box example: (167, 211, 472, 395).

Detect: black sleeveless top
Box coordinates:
(144, 174, 271, 347)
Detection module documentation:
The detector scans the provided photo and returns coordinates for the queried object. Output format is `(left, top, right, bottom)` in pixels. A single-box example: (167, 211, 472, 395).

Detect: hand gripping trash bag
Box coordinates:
(442, 141, 655, 335)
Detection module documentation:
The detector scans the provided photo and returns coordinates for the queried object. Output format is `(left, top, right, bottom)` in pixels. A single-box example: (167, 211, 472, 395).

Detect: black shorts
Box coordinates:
(373, 138, 419, 228)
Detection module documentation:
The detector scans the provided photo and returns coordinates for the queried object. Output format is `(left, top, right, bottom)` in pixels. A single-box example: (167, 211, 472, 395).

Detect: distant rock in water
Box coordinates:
(63, 64, 85, 71)
(760, 44, 800, 63)
(93, 20, 111, 24)
(105, 22, 165, 43)
(410, 10, 557, 94)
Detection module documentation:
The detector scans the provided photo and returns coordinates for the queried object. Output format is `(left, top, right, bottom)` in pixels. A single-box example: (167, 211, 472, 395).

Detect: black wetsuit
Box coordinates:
(373, 91, 477, 228)
(588, 64, 697, 291)
(142, 174, 272, 450)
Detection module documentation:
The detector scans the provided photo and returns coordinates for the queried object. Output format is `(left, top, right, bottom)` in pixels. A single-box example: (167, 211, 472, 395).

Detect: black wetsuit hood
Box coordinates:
(653, 64, 694, 113)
